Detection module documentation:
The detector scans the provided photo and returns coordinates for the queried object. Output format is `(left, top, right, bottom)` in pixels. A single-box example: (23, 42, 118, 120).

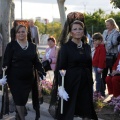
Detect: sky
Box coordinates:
(14, 0, 120, 22)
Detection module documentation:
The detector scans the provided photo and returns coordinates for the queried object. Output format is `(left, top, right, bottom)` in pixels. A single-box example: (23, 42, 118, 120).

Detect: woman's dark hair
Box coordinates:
(70, 20, 87, 43)
(58, 12, 87, 46)
(70, 20, 84, 31)
(92, 32, 103, 41)
(47, 36, 56, 44)
(13, 21, 18, 27)
(15, 24, 27, 34)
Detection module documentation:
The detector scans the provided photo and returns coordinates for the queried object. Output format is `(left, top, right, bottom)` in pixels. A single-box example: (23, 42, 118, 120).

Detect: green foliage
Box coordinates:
(46, 22, 62, 42)
(110, 0, 120, 9)
(34, 20, 45, 34)
(85, 9, 106, 35)
(34, 9, 120, 44)
(35, 20, 62, 43)
(85, 10, 120, 36)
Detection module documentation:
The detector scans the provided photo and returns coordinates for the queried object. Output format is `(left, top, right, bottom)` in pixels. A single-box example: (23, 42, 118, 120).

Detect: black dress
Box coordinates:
(3, 41, 45, 106)
(56, 40, 98, 120)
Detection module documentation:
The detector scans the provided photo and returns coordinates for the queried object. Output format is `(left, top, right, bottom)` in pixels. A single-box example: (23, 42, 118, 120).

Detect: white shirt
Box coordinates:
(46, 49, 51, 59)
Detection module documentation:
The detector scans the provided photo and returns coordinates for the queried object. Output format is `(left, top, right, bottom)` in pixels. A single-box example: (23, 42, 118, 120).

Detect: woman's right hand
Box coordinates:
(111, 70, 118, 76)
(0, 76, 7, 85)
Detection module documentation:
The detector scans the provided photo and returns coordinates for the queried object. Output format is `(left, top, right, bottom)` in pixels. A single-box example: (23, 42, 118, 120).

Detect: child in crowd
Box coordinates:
(92, 32, 106, 95)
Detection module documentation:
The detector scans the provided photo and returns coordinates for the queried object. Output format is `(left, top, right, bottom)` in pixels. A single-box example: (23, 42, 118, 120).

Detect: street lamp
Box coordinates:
(21, 0, 22, 19)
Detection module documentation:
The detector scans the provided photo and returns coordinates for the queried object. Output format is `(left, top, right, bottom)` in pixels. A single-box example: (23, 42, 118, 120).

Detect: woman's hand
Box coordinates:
(0, 76, 7, 85)
(97, 68, 103, 73)
(111, 70, 119, 76)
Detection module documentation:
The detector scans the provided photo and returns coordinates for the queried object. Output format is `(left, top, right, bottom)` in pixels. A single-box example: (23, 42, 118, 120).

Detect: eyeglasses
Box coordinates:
(17, 31, 26, 34)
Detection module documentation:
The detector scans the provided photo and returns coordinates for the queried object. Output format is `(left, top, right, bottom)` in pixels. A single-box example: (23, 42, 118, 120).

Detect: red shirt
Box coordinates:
(92, 44, 106, 69)
(112, 53, 120, 70)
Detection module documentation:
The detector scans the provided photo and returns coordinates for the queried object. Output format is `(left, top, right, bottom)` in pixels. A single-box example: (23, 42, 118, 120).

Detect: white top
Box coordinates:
(117, 60, 120, 71)
(46, 49, 51, 59)
(17, 40, 29, 50)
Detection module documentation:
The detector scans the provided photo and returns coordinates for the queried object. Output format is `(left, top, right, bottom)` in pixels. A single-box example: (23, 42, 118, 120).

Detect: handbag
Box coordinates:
(42, 60, 51, 72)
(106, 53, 116, 68)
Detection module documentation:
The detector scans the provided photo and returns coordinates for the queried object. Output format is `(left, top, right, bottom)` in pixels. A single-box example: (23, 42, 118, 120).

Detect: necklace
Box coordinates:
(77, 41, 83, 48)
(17, 40, 28, 50)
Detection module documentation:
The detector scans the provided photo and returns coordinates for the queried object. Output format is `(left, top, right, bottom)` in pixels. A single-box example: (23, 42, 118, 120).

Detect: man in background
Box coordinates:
(29, 19, 40, 45)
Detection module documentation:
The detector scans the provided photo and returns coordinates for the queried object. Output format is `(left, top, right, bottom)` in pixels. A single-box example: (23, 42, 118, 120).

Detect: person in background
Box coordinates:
(42, 36, 58, 72)
(105, 36, 120, 97)
(10, 20, 18, 41)
(28, 19, 40, 45)
(0, 24, 46, 120)
(92, 32, 106, 95)
(87, 33, 93, 48)
(102, 18, 119, 97)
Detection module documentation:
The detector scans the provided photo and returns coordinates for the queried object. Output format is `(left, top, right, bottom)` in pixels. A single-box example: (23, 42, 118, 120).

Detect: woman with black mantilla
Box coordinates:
(49, 12, 98, 120)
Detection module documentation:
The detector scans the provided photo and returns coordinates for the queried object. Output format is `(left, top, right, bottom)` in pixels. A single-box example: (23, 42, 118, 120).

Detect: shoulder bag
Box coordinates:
(42, 60, 51, 72)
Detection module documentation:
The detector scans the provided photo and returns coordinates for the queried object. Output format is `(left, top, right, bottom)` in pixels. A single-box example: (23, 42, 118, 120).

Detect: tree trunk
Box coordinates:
(0, 0, 14, 73)
(57, 0, 66, 28)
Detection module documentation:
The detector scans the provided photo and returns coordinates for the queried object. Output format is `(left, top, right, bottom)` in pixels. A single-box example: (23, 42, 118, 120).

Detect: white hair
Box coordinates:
(29, 18, 35, 23)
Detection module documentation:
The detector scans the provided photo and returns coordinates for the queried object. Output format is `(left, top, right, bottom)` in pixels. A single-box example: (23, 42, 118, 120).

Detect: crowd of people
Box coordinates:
(0, 11, 120, 120)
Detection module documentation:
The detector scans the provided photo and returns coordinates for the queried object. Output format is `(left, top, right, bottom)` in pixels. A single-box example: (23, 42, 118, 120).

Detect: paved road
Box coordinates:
(0, 92, 95, 120)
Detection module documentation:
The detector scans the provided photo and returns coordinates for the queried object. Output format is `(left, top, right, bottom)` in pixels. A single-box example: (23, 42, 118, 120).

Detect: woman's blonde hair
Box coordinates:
(105, 18, 119, 30)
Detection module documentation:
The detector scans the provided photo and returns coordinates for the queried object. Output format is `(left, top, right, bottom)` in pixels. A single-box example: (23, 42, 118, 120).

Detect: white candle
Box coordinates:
(2, 67, 7, 95)
(59, 69, 66, 114)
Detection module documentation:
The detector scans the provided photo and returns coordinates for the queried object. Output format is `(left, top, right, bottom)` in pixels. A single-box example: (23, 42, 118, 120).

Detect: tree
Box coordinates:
(110, 0, 120, 9)
(0, 0, 14, 73)
(57, 0, 66, 28)
(46, 22, 62, 42)
(34, 20, 45, 34)
(85, 9, 120, 36)
(85, 9, 106, 35)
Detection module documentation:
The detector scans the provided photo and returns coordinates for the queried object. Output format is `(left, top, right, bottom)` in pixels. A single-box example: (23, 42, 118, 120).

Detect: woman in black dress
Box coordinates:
(56, 20, 98, 120)
(49, 12, 98, 120)
(2, 24, 46, 120)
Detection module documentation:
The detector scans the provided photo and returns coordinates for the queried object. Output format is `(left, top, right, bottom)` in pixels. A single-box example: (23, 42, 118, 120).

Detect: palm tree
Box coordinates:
(0, 0, 14, 72)
(110, 0, 120, 9)
(57, 0, 66, 28)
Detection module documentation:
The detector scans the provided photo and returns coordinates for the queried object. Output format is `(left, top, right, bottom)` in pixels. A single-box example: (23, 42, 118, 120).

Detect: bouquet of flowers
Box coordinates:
(108, 95, 120, 113)
(93, 91, 105, 109)
(41, 80, 53, 95)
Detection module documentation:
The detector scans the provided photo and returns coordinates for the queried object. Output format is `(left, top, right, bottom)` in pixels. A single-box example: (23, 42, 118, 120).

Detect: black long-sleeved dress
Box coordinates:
(2, 41, 45, 106)
(56, 40, 98, 120)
